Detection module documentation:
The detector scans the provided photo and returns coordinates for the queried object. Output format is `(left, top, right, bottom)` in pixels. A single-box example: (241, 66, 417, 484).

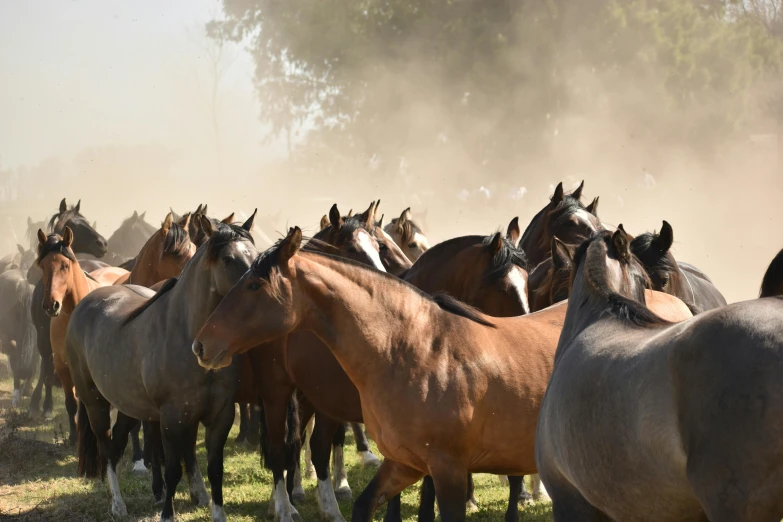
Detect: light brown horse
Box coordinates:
(112, 212, 195, 287)
(383, 207, 430, 261)
(536, 228, 783, 522)
(36, 227, 127, 444)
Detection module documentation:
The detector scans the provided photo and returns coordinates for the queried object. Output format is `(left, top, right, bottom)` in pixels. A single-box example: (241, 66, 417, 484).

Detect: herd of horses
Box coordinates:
(0, 181, 782, 522)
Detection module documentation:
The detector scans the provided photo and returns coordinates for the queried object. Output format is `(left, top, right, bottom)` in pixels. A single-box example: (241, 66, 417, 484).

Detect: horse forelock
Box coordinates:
(37, 234, 76, 265)
(162, 222, 193, 258)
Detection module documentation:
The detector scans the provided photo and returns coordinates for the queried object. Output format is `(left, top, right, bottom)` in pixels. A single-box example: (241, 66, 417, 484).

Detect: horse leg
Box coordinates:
(129, 420, 146, 473)
(466, 473, 478, 512)
(236, 403, 249, 444)
(205, 403, 234, 522)
(56, 367, 78, 446)
(429, 464, 468, 522)
(303, 415, 316, 480)
(42, 359, 55, 420)
(350, 422, 381, 468)
(384, 494, 403, 522)
(261, 393, 301, 522)
(107, 412, 137, 516)
(28, 358, 45, 414)
(530, 473, 549, 500)
(505, 476, 523, 522)
(330, 421, 352, 501)
(545, 477, 612, 522)
(12, 374, 21, 408)
(145, 421, 165, 504)
(159, 412, 186, 522)
(417, 476, 437, 522)
(291, 398, 315, 504)
(310, 411, 347, 521)
(183, 422, 210, 507)
(352, 459, 424, 522)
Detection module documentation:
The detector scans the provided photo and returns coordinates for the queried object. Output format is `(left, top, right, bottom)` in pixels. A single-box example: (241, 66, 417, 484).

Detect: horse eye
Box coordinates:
(408, 243, 417, 249)
(248, 282, 261, 291)
(378, 244, 388, 251)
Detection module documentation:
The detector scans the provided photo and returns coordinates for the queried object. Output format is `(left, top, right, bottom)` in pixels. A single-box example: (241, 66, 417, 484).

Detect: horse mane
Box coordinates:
(162, 222, 192, 258)
(760, 247, 783, 298)
(519, 193, 586, 251)
(572, 232, 669, 328)
(629, 232, 678, 278)
(205, 223, 255, 264)
(48, 205, 82, 233)
(313, 215, 372, 245)
(531, 257, 570, 304)
(481, 233, 529, 284)
(121, 277, 178, 326)
(251, 242, 496, 328)
(37, 234, 77, 264)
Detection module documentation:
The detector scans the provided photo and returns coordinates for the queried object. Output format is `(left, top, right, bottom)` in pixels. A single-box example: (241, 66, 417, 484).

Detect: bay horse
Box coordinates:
(36, 228, 127, 444)
(536, 228, 783, 522)
(760, 246, 783, 297)
(29, 200, 109, 418)
(193, 226, 564, 522)
(527, 237, 575, 312)
(383, 207, 430, 261)
(112, 212, 195, 287)
(518, 181, 600, 267)
(105, 210, 158, 266)
(66, 216, 257, 522)
(0, 268, 38, 407)
(629, 220, 726, 313)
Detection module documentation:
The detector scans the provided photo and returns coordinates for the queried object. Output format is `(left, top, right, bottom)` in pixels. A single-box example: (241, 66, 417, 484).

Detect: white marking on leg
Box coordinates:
(109, 406, 118, 438)
(107, 464, 128, 517)
(187, 463, 210, 506)
(332, 445, 351, 499)
(272, 479, 300, 521)
(532, 474, 549, 500)
(292, 458, 305, 502)
(211, 501, 227, 522)
(498, 475, 509, 485)
(507, 268, 531, 314)
(304, 417, 316, 480)
(12, 389, 21, 408)
(317, 477, 347, 522)
(359, 450, 381, 468)
(356, 230, 386, 272)
(133, 459, 147, 473)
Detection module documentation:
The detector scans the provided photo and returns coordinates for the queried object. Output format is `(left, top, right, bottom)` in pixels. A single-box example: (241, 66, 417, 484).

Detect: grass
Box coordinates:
(0, 372, 554, 521)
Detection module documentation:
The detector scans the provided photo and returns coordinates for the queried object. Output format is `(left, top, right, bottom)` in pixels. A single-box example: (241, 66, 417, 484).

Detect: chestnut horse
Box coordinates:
(760, 246, 783, 297)
(66, 216, 256, 522)
(537, 228, 783, 522)
(193, 227, 564, 522)
(629, 220, 726, 313)
(518, 181, 600, 267)
(36, 228, 127, 444)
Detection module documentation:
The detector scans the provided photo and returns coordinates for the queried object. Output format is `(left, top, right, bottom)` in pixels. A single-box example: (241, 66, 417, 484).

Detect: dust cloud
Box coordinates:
(0, 1, 781, 303)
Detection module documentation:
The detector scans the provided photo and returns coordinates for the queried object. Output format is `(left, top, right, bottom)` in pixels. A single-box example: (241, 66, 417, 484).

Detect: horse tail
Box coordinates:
(76, 400, 105, 479)
(285, 392, 301, 472)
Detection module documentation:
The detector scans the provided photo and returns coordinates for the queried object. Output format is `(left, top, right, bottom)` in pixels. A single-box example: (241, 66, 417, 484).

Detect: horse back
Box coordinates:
(88, 266, 128, 286)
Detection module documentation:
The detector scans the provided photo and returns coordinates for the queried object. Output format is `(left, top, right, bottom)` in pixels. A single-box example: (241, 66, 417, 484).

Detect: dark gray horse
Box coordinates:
(28, 199, 107, 418)
(105, 210, 158, 266)
(66, 215, 256, 521)
(630, 220, 726, 313)
(536, 229, 783, 522)
(0, 268, 38, 407)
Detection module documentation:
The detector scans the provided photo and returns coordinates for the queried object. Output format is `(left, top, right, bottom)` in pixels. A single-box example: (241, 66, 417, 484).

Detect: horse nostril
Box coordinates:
(192, 341, 204, 359)
(53, 301, 60, 312)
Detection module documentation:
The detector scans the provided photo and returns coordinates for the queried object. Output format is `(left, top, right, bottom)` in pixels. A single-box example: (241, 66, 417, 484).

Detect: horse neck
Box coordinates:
(128, 230, 162, 287)
(167, 248, 222, 336)
(518, 209, 548, 266)
(62, 261, 93, 314)
(555, 268, 609, 363)
(294, 253, 436, 387)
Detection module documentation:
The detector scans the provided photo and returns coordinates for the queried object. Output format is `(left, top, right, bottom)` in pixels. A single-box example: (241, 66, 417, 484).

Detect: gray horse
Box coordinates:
(536, 228, 783, 522)
(0, 268, 38, 407)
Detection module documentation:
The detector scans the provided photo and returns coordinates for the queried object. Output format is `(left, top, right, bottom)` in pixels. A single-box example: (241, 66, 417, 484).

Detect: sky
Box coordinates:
(0, 0, 280, 169)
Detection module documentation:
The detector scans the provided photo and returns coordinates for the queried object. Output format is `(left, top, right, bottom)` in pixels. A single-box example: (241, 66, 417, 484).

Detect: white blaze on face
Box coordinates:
(413, 232, 430, 250)
(507, 268, 531, 314)
(575, 209, 599, 232)
(356, 230, 386, 272)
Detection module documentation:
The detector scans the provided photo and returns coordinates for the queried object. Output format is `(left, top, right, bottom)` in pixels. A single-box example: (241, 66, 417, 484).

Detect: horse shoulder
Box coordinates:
(645, 290, 692, 322)
(89, 267, 129, 286)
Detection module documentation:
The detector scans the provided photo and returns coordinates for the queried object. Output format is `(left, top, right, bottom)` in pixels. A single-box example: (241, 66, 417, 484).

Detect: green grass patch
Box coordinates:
(0, 374, 553, 520)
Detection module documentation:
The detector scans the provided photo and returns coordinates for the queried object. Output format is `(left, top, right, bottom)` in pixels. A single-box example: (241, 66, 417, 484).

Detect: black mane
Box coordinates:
(121, 278, 178, 326)
(549, 195, 591, 230)
(48, 205, 83, 233)
(205, 223, 254, 263)
(312, 215, 371, 246)
(630, 232, 678, 278)
(481, 233, 530, 284)
(162, 222, 192, 258)
(573, 232, 668, 328)
(36, 234, 76, 264)
(761, 247, 783, 298)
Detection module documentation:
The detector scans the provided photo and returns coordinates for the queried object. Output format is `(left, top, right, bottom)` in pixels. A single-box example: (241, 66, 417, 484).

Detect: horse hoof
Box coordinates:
(518, 490, 533, 504)
(291, 487, 306, 504)
(359, 450, 381, 468)
(498, 475, 509, 485)
(466, 499, 479, 513)
(111, 501, 128, 518)
(43, 411, 53, 421)
(190, 489, 211, 507)
(12, 390, 21, 408)
(334, 487, 352, 502)
(132, 459, 147, 474)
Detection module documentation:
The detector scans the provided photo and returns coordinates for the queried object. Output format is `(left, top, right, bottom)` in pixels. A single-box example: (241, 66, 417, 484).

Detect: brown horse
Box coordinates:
(528, 237, 575, 312)
(193, 227, 563, 522)
(383, 207, 430, 261)
(536, 228, 783, 522)
(112, 212, 195, 287)
(518, 181, 600, 267)
(760, 246, 783, 297)
(36, 228, 127, 444)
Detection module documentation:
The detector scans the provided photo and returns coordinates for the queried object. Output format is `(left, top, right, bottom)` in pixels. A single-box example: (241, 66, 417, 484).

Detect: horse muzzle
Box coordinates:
(43, 300, 62, 318)
(192, 341, 229, 370)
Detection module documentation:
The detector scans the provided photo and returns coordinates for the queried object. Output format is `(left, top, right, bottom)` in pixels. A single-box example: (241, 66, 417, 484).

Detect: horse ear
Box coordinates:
(241, 209, 257, 232)
(132, 210, 139, 219)
(221, 212, 235, 224)
(374, 200, 381, 221)
(319, 215, 329, 230)
(551, 183, 564, 205)
(162, 212, 174, 234)
(279, 226, 302, 265)
(551, 236, 572, 271)
(656, 220, 674, 252)
(329, 204, 343, 229)
(359, 201, 375, 227)
(612, 226, 631, 263)
(93, 220, 97, 229)
(489, 232, 504, 257)
(571, 180, 584, 200)
(140, 211, 146, 221)
(347, 209, 354, 218)
(195, 204, 203, 215)
(59, 199, 67, 214)
(27, 217, 33, 227)
(179, 212, 192, 230)
(506, 217, 521, 246)
(202, 204, 208, 216)
(170, 208, 181, 222)
(17, 244, 25, 256)
(37, 229, 47, 246)
(399, 207, 412, 225)
(199, 215, 216, 238)
(586, 196, 599, 217)
(62, 226, 74, 248)
(378, 214, 384, 228)
(74, 200, 81, 213)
